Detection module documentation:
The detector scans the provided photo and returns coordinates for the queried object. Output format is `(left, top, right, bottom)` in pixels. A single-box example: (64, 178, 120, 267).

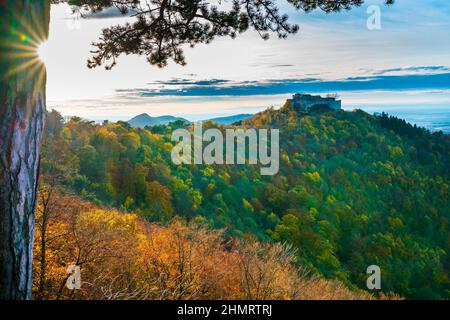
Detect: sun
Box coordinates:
(0, 9, 50, 98)
(37, 40, 51, 66)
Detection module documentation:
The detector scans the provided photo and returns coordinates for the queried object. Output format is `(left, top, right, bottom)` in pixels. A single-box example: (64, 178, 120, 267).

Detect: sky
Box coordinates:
(41, 0, 450, 131)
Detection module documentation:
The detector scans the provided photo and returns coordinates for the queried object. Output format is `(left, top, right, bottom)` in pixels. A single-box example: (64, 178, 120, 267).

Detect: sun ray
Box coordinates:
(12, 10, 45, 46)
(13, 51, 38, 59)
(26, 59, 43, 82)
(3, 7, 49, 82)
(31, 8, 47, 44)
(5, 58, 40, 78)
(0, 41, 36, 52)
(34, 64, 46, 97)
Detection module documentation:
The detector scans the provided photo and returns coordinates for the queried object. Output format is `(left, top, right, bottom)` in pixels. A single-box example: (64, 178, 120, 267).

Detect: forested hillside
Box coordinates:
(40, 103, 450, 299)
(34, 192, 372, 300)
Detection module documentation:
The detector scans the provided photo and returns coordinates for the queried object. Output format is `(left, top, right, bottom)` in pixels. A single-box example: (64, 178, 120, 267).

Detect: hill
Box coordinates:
(128, 113, 189, 127)
(33, 192, 372, 300)
(207, 114, 253, 125)
(41, 104, 450, 299)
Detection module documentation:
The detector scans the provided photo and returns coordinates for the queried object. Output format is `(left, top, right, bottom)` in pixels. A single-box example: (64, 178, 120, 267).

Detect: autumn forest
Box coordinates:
(36, 103, 449, 300)
(1, 0, 449, 305)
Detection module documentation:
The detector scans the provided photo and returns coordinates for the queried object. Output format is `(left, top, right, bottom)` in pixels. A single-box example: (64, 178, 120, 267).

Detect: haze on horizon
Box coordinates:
(42, 0, 450, 130)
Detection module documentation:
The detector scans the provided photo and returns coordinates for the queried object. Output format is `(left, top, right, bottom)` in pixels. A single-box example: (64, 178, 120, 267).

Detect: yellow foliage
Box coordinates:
(33, 192, 375, 300)
(303, 171, 322, 184)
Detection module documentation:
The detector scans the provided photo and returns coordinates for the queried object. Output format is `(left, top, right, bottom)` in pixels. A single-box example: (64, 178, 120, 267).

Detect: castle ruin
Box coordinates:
(287, 94, 342, 111)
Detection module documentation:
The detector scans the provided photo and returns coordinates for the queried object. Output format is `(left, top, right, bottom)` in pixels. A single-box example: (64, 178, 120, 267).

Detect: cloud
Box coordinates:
(371, 66, 450, 76)
(271, 64, 296, 68)
(116, 72, 450, 98)
(147, 79, 230, 87)
(78, 6, 137, 19)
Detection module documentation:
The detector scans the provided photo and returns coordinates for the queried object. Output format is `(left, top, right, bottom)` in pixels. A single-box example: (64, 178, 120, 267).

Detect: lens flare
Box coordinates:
(0, 9, 49, 99)
(20, 34, 29, 44)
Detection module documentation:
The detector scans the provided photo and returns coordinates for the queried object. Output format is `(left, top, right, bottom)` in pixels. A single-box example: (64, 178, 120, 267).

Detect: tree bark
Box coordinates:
(0, 0, 50, 300)
(37, 186, 53, 299)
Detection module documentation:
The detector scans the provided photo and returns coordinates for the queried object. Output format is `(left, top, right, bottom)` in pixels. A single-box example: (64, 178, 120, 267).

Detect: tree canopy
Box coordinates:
(41, 104, 450, 299)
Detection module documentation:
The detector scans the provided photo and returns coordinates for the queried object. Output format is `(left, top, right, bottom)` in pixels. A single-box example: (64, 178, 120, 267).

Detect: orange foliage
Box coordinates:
(33, 191, 373, 300)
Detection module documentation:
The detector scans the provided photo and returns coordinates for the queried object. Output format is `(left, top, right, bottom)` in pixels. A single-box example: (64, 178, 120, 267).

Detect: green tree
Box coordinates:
(0, 0, 393, 299)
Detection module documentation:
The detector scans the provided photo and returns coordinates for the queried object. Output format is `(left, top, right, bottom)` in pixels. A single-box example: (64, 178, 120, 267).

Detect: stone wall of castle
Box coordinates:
(287, 94, 342, 111)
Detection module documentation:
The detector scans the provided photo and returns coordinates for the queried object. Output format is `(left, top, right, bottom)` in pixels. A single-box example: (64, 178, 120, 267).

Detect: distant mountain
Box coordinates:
(128, 113, 189, 127)
(207, 114, 253, 125)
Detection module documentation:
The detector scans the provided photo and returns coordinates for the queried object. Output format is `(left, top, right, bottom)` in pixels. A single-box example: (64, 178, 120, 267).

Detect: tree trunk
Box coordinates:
(37, 186, 52, 298)
(0, 0, 50, 300)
